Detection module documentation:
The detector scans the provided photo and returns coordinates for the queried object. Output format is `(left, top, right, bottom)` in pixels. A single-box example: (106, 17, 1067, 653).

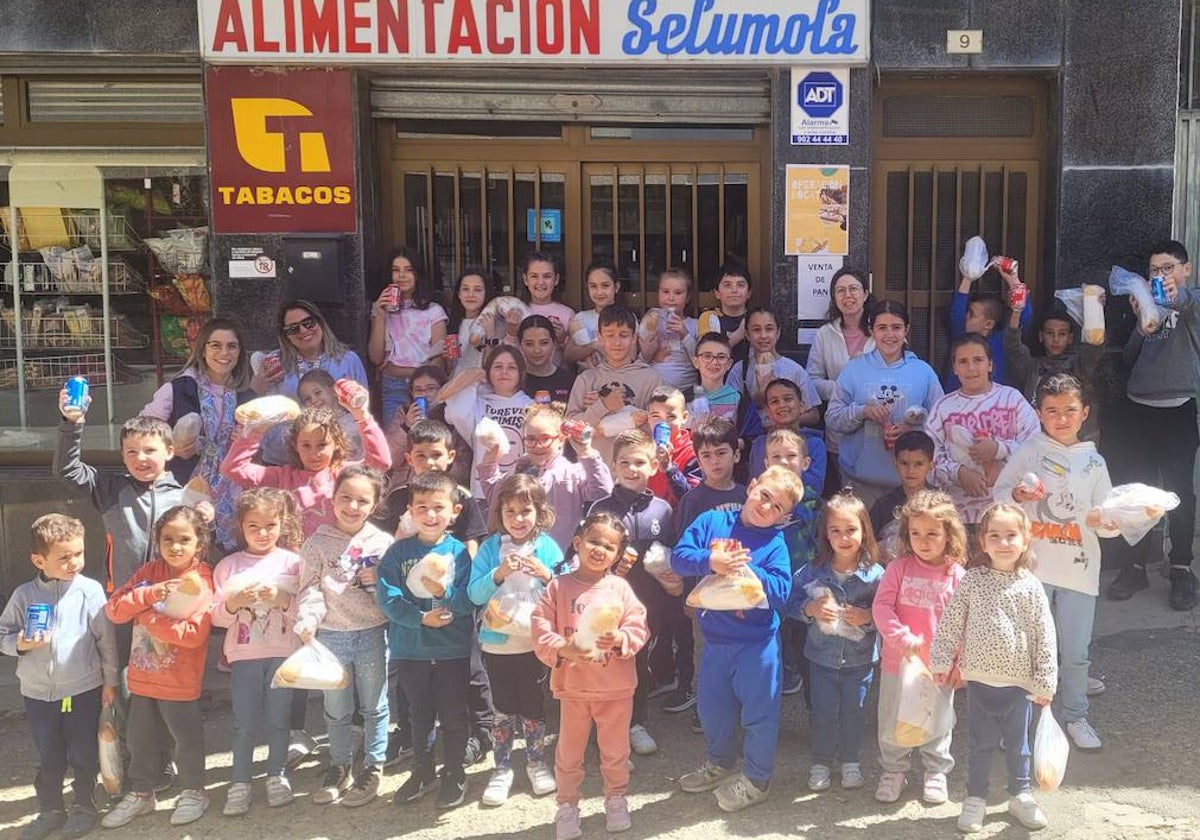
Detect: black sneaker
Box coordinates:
(1168, 567, 1199, 611)
(341, 765, 381, 808)
(1106, 565, 1149, 601)
(61, 804, 99, 839)
(661, 688, 696, 714)
(20, 811, 67, 840)
(782, 671, 804, 696)
(435, 772, 467, 810)
(384, 729, 413, 769)
(393, 769, 436, 805)
(463, 736, 489, 766)
(690, 710, 704, 734)
(646, 677, 679, 700)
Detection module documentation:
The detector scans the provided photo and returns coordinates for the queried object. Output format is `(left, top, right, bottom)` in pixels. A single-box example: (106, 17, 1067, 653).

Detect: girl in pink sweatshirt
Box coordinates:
(211, 488, 304, 815)
(870, 489, 966, 806)
(221, 397, 392, 539)
(531, 512, 648, 840)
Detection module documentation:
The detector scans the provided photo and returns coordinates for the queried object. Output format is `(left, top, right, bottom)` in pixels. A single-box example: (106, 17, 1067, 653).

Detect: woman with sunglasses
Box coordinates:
(254, 300, 369, 400)
(141, 317, 256, 552)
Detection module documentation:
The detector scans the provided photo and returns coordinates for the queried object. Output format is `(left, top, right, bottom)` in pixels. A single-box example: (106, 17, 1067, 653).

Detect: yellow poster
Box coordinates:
(785, 165, 849, 256)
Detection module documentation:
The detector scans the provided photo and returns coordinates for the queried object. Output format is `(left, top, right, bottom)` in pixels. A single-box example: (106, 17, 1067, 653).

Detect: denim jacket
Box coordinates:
(787, 561, 883, 669)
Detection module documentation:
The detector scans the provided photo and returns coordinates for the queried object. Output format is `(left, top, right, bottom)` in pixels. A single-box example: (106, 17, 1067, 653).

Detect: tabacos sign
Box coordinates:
(199, 0, 869, 64)
(206, 66, 356, 233)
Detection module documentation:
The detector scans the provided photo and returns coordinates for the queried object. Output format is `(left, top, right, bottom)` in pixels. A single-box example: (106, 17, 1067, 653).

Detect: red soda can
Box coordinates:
(561, 418, 591, 442)
(883, 423, 901, 451)
(444, 334, 461, 361)
(1008, 283, 1028, 309)
(992, 255, 1019, 275)
(973, 429, 991, 440)
(262, 351, 283, 380)
(335, 378, 368, 410)
(381, 284, 401, 311)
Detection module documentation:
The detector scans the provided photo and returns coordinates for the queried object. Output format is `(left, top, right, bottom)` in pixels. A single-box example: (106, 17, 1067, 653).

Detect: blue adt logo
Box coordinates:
(799, 71, 843, 119)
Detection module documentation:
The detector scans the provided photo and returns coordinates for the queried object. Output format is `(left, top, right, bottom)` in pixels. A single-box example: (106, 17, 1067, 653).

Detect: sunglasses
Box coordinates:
(282, 316, 319, 336)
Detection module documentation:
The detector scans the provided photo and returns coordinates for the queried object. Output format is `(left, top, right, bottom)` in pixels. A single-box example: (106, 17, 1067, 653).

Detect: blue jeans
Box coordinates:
(1043, 583, 1095, 723)
(380, 375, 410, 430)
(697, 635, 781, 786)
(230, 658, 292, 782)
(966, 682, 1031, 798)
(808, 661, 874, 767)
(319, 628, 389, 767)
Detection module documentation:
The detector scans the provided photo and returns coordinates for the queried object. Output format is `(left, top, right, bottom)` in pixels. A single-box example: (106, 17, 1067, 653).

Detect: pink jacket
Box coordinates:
(220, 413, 392, 538)
(210, 548, 303, 663)
(531, 573, 647, 702)
(477, 452, 613, 552)
(872, 552, 965, 675)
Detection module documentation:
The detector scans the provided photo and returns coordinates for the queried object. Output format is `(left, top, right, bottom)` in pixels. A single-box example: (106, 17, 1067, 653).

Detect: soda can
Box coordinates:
(653, 422, 672, 448)
(562, 418, 592, 443)
(444, 334, 461, 361)
(262, 351, 283, 380)
(535, 390, 552, 404)
(64, 376, 89, 417)
(24, 603, 52, 640)
(381, 284, 401, 311)
(334, 378, 368, 410)
(413, 396, 428, 417)
(1008, 283, 1029, 309)
(358, 555, 378, 593)
(883, 423, 901, 451)
(1152, 276, 1170, 306)
(992, 256, 1019, 275)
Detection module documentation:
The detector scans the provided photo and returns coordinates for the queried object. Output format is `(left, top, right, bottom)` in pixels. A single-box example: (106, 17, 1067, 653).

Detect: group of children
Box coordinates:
(0, 248, 1153, 840)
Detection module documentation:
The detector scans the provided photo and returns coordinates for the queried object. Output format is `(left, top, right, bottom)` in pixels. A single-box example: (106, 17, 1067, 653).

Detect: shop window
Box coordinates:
(0, 165, 209, 452)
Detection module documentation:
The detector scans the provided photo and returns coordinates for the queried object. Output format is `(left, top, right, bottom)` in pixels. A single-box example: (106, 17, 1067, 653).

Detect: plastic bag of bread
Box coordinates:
(805, 583, 865, 641)
(597, 405, 642, 438)
(959, 236, 990, 281)
(469, 296, 530, 347)
(893, 654, 954, 747)
(474, 416, 511, 457)
(1096, 483, 1180, 545)
(98, 703, 122, 795)
(235, 394, 301, 429)
(173, 412, 201, 451)
(154, 569, 212, 619)
(482, 577, 540, 639)
(180, 474, 212, 508)
(1033, 707, 1069, 791)
(572, 593, 624, 660)
(406, 551, 455, 599)
(686, 567, 768, 611)
(271, 638, 349, 690)
(1109, 265, 1169, 335)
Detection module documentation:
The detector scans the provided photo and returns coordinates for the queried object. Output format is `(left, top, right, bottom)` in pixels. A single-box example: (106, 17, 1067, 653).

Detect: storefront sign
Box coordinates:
(796, 255, 843, 320)
(785, 164, 848, 256)
(206, 66, 357, 233)
(198, 0, 870, 64)
(791, 67, 849, 145)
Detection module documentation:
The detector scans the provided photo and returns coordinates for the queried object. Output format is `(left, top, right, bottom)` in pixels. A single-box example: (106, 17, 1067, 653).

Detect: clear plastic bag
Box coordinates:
(597, 405, 642, 438)
(1096, 483, 1181, 545)
(959, 236, 990, 281)
(474, 416, 511, 456)
(155, 569, 211, 619)
(406, 550, 455, 599)
(482, 576, 540, 639)
(641, 541, 672, 577)
(893, 655, 955, 747)
(173, 412, 202, 451)
(234, 395, 301, 428)
(686, 567, 768, 611)
(805, 583, 865, 641)
(469, 296, 530, 346)
(1033, 707, 1069, 791)
(98, 703, 122, 795)
(573, 593, 623, 659)
(271, 638, 350, 690)
(1109, 266, 1169, 334)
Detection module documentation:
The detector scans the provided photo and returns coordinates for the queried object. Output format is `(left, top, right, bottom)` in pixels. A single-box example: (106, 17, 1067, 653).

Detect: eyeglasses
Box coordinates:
(696, 352, 731, 363)
(411, 383, 441, 397)
(835, 286, 864, 296)
(1150, 262, 1181, 276)
(522, 434, 559, 446)
(282, 316, 319, 336)
(205, 341, 240, 352)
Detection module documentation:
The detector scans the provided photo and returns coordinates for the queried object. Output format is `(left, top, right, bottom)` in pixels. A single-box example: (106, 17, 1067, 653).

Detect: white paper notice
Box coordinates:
(796, 255, 844, 320)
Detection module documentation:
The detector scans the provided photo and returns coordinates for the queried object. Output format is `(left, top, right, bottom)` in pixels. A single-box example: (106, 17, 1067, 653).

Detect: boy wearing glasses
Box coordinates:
(1106, 240, 1200, 611)
(687, 333, 741, 426)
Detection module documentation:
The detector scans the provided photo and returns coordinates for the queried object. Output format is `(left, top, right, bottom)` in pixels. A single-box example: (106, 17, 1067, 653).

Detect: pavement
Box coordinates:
(0, 563, 1196, 840)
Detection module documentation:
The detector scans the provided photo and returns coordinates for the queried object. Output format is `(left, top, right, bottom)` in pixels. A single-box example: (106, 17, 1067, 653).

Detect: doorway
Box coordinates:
(870, 77, 1048, 367)
(384, 123, 767, 314)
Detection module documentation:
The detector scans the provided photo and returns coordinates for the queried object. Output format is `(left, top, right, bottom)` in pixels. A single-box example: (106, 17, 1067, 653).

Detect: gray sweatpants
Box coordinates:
(876, 670, 955, 775)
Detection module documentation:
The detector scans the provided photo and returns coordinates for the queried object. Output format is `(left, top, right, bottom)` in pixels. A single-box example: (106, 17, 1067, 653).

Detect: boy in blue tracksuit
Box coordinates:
(376, 472, 475, 810)
(671, 465, 805, 813)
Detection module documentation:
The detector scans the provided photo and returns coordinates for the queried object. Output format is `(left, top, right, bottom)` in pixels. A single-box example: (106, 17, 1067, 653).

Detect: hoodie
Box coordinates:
(53, 420, 183, 591)
(871, 553, 965, 676)
(670, 509, 791, 644)
(376, 533, 474, 661)
(826, 350, 945, 488)
(748, 426, 828, 497)
(0, 573, 118, 702)
(295, 523, 393, 635)
(805, 320, 876, 454)
(1125, 285, 1200, 403)
(566, 359, 663, 463)
(994, 433, 1113, 596)
(210, 548, 303, 663)
(443, 385, 534, 498)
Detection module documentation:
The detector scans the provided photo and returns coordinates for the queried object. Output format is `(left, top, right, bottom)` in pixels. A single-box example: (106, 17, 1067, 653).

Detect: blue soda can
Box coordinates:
(414, 396, 428, 416)
(65, 376, 89, 414)
(1152, 276, 1170, 306)
(653, 422, 672, 448)
(24, 603, 52, 639)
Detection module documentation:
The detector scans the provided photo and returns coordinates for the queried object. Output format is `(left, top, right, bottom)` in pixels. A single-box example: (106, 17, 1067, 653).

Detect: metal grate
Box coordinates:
(26, 80, 203, 123)
(882, 95, 1036, 138)
(1184, 0, 1199, 108)
(0, 82, 4, 124)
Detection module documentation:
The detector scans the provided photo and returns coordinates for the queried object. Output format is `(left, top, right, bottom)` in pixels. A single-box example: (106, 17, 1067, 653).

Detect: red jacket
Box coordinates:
(648, 426, 701, 508)
(106, 559, 213, 702)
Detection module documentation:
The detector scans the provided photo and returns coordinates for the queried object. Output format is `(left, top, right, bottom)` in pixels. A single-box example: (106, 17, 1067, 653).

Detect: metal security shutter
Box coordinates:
(370, 68, 771, 124)
(0, 83, 4, 124)
(26, 80, 203, 123)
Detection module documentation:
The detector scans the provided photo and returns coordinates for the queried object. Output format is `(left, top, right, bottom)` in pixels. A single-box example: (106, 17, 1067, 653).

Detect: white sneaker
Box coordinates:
(169, 789, 209, 826)
(222, 782, 252, 817)
(481, 768, 514, 807)
(526, 762, 557, 796)
(101, 792, 155, 828)
(957, 795, 987, 833)
(265, 774, 294, 807)
(629, 725, 658, 755)
(1066, 718, 1102, 750)
(1008, 792, 1048, 829)
(1086, 676, 1106, 696)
